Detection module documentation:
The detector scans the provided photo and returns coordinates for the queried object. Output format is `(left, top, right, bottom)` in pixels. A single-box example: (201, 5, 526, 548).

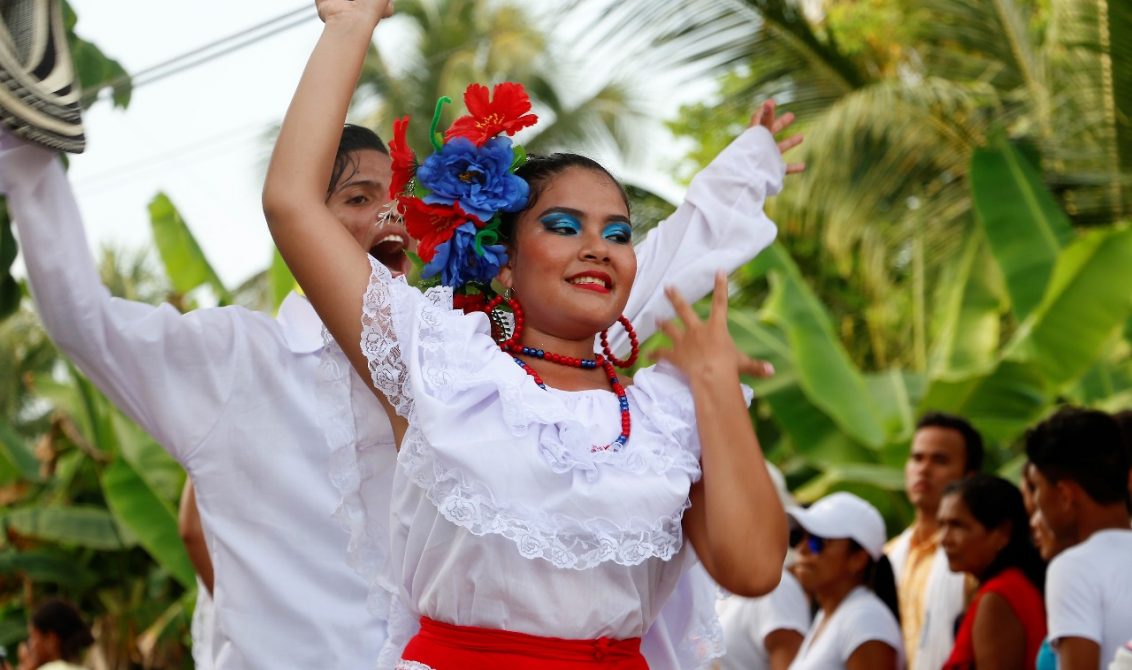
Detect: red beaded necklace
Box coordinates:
(485, 294, 632, 452)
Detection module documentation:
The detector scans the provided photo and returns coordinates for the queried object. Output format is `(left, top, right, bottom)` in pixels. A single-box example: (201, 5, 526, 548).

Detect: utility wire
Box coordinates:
(81, 4, 317, 105)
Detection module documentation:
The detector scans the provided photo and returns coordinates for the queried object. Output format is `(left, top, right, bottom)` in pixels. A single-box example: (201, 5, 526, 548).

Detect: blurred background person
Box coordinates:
(1112, 410, 1132, 509)
(717, 466, 811, 670)
(887, 412, 982, 670)
(1022, 461, 1072, 670)
(15, 599, 93, 670)
(787, 492, 903, 670)
(938, 474, 1046, 670)
(1026, 407, 1132, 670)
(178, 480, 215, 670)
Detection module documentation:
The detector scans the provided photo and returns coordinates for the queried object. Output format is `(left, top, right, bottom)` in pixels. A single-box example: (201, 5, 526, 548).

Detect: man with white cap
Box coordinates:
(787, 492, 904, 670)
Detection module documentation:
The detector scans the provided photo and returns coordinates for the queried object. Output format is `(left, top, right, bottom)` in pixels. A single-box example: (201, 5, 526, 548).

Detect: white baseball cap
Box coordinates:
(787, 491, 887, 560)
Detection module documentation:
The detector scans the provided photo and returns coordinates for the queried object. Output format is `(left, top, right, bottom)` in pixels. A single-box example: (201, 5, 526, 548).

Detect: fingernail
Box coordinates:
(765, 362, 776, 375)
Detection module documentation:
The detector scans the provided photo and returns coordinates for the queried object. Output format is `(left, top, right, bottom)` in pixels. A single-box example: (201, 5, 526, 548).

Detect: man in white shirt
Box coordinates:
(0, 101, 798, 667)
(1026, 406, 1132, 670)
(885, 412, 982, 670)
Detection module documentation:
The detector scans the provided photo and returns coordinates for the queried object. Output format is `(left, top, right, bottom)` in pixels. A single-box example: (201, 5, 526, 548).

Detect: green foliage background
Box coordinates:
(2, 0, 1131, 666)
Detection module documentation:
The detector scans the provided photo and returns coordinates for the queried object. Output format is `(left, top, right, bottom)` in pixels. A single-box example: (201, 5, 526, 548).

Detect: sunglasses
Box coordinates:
(790, 529, 828, 554)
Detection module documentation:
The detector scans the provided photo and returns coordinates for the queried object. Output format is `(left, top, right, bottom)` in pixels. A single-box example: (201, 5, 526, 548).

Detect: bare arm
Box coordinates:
(765, 629, 804, 670)
(262, 0, 406, 441)
(971, 592, 1026, 669)
(845, 640, 898, 670)
(659, 273, 787, 596)
(1057, 637, 1101, 670)
(178, 479, 214, 594)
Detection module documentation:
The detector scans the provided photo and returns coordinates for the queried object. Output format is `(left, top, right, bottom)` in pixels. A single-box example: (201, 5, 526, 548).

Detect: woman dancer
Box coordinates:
(263, 1, 787, 667)
(938, 474, 1046, 670)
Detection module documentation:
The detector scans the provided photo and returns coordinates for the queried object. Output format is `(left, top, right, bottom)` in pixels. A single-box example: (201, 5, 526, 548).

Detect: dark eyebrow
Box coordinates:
(335, 178, 384, 193)
(537, 206, 630, 225)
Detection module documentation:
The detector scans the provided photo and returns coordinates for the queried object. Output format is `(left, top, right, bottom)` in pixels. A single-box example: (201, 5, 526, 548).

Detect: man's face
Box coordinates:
(1028, 466, 1077, 546)
(325, 149, 414, 275)
(905, 426, 968, 513)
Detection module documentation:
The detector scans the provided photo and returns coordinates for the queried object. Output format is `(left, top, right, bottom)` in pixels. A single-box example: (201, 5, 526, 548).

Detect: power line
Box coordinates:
(81, 4, 317, 105)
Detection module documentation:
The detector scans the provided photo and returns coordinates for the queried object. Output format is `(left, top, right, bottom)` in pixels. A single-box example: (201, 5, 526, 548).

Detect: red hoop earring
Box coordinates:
(600, 316, 639, 368)
(483, 291, 524, 352)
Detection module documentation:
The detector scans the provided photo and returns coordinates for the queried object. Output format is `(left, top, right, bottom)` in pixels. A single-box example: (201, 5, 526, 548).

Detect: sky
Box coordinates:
(61, 1, 326, 288)
(45, 2, 707, 288)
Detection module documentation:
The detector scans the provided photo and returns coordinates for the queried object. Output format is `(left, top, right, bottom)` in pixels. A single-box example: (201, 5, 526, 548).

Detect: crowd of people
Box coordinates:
(715, 408, 1132, 670)
(1, 0, 1131, 669)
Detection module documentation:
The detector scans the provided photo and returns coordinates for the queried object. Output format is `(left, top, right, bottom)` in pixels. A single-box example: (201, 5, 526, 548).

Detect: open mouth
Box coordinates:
(370, 233, 408, 274)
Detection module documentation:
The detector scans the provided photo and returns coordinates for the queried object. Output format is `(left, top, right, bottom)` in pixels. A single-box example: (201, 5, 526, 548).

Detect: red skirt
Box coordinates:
(398, 617, 649, 669)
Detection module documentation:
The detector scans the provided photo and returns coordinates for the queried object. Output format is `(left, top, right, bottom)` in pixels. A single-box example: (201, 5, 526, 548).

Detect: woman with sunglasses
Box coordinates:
(786, 492, 903, 670)
(938, 474, 1046, 670)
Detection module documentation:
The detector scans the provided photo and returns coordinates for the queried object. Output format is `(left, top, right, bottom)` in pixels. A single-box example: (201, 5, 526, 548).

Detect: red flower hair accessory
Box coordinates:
(387, 82, 537, 291)
(444, 82, 538, 147)
(387, 115, 415, 201)
(400, 196, 474, 263)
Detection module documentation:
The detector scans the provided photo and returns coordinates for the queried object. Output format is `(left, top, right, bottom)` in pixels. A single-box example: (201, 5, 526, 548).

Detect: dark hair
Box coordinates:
(1113, 409, 1132, 464)
(327, 123, 388, 196)
(1025, 406, 1129, 505)
(849, 541, 901, 624)
(498, 153, 630, 242)
(30, 598, 93, 662)
(944, 474, 1045, 591)
(916, 411, 985, 473)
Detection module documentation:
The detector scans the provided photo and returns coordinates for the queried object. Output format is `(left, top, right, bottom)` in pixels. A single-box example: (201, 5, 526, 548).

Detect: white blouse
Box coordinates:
(324, 257, 749, 669)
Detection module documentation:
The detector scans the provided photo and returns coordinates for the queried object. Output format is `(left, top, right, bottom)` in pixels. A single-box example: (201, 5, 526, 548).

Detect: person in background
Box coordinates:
(1112, 409, 1132, 508)
(178, 480, 214, 670)
(786, 492, 903, 670)
(938, 474, 1046, 669)
(15, 599, 93, 670)
(1026, 406, 1132, 670)
(886, 411, 982, 670)
(717, 465, 811, 670)
(1022, 461, 1072, 670)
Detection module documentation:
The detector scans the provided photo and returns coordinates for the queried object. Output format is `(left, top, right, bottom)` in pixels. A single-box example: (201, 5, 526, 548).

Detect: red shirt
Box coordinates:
(944, 567, 1047, 669)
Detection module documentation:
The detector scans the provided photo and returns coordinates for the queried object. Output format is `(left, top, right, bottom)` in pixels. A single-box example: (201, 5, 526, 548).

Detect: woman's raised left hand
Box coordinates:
(653, 272, 775, 381)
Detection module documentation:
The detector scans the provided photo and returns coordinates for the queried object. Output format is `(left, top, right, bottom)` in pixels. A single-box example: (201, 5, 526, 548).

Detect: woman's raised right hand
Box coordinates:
(316, 0, 394, 25)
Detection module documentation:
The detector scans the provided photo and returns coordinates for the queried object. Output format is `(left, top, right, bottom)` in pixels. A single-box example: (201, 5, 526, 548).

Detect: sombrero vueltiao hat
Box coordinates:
(0, 0, 85, 153)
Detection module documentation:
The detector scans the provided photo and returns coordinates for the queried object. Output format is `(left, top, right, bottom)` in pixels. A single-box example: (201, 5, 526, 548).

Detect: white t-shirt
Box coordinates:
(788, 586, 903, 670)
(1047, 528, 1132, 667)
(719, 570, 812, 670)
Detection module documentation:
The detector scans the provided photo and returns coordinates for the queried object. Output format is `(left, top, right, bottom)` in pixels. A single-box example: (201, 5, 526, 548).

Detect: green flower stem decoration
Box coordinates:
(430, 96, 452, 152)
(473, 218, 503, 257)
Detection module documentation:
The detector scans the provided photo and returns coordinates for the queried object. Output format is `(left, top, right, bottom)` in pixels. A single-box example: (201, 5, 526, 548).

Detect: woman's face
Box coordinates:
(791, 531, 867, 596)
(501, 166, 636, 341)
(938, 492, 1009, 577)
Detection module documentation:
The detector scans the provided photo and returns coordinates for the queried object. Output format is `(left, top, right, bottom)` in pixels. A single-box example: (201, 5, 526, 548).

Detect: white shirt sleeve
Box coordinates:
(1046, 549, 1103, 645)
(834, 593, 903, 664)
(0, 131, 244, 466)
(756, 571, 812, 642)
(609, 125, 784, 352)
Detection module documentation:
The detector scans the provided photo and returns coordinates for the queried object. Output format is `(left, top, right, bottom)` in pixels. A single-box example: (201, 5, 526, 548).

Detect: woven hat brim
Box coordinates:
(0, 0, 85, 153)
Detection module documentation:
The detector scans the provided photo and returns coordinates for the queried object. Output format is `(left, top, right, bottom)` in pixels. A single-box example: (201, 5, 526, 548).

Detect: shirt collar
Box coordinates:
(276, 292, 325, 353)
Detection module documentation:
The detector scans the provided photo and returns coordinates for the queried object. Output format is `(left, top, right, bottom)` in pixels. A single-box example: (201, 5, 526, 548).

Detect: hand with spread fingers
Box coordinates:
(750, 99, 805, 175)
(654, 272, 775, 382)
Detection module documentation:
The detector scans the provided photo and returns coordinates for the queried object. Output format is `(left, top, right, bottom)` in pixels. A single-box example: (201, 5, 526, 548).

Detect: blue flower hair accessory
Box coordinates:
(388, 83, 538, 294)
